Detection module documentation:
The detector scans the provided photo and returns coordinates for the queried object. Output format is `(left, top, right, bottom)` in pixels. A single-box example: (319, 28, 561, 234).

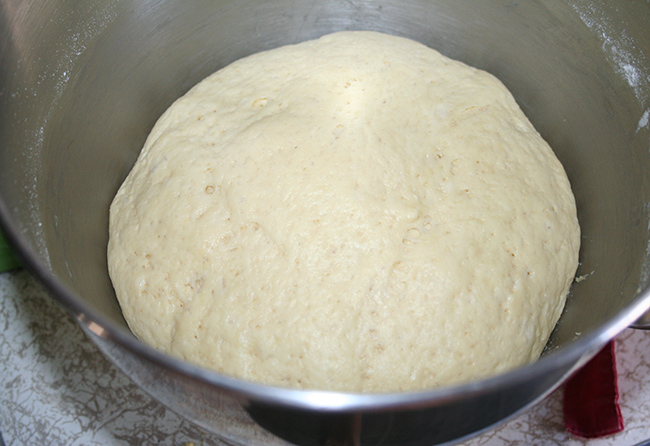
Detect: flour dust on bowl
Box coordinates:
(1, 1, 650, 445)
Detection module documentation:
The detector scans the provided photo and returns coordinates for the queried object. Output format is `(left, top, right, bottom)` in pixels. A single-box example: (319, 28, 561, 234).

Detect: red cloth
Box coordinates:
(563, 340, 624, 438)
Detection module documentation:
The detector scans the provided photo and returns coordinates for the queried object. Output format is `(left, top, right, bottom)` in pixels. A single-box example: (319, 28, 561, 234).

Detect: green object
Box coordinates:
(0, 230, 21, 272)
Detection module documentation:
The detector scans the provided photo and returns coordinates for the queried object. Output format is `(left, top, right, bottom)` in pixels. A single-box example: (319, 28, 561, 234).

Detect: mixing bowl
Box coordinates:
(2, 0, 650, 444)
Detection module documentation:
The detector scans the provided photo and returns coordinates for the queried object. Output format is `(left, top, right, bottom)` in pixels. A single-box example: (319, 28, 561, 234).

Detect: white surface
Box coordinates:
(1, 269, 649, 445)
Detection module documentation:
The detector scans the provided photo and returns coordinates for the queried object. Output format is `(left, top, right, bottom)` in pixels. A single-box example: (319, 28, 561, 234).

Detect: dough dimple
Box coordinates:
(108, 31, 580, 392)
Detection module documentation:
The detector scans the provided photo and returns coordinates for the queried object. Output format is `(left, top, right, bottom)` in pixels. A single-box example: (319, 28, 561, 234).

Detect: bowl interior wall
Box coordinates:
(1, 0, 650, 350)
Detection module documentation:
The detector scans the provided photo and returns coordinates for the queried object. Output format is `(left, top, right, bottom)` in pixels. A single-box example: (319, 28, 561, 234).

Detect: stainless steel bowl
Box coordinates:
(2, 1, 650, 444)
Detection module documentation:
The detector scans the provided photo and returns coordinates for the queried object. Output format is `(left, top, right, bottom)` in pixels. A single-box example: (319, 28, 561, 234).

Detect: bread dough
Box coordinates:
(108, 31, 580, 392)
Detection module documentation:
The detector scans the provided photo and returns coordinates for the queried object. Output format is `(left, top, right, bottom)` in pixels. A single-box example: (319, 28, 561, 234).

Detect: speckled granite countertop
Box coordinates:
(1, 269, 650, 446)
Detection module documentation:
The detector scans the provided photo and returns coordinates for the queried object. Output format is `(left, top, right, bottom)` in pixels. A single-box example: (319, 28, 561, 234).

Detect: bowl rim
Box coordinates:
(2, 195, 650, 412)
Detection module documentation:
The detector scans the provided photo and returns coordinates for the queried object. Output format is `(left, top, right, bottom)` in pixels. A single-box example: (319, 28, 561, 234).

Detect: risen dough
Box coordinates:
(108, 31, 580, 392)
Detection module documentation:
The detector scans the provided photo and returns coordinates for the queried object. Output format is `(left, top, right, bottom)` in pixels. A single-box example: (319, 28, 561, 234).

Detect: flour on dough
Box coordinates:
(108, 31, 580, 392)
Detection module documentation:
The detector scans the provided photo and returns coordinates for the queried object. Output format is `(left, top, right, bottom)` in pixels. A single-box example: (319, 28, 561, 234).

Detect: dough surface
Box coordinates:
(108, 31, 580, 392)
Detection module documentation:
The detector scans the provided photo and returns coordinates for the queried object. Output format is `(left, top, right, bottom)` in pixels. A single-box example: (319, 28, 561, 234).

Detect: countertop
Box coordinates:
(1, 269, 649, 446)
